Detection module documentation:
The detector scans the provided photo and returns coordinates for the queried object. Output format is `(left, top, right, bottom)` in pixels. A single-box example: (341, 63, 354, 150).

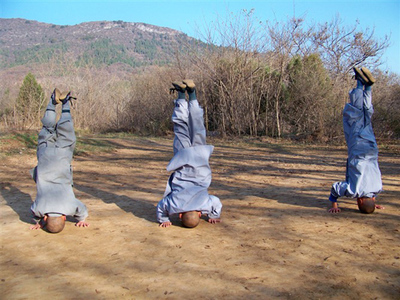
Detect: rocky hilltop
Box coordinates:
(0, 18, 199, 68)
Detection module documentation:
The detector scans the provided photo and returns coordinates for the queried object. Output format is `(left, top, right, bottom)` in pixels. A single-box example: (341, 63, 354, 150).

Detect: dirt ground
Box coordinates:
(1, 136, 399, 299)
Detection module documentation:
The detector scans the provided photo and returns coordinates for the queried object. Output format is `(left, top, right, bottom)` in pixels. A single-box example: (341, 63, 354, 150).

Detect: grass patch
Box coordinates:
(0, 132, 38, 156)
(0, 131, 117, 156)
(74, 136, 116, 156)
(14, 132, 38, 149)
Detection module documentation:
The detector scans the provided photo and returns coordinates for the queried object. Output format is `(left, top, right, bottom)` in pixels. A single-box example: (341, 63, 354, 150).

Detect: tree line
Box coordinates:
(1, 12, 399, 141)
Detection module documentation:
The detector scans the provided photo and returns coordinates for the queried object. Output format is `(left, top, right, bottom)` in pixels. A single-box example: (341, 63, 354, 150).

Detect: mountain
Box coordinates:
(0, 18, 200, 69)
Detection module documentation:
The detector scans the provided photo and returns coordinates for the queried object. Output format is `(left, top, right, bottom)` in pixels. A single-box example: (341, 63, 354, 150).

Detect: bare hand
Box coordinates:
(75, 221, 90, 227)
(375, 205, 385, 210)
(328, 201, 341, 214)
(159, 222, 172, 228)
(328, 207, 341, 213)
(30, 223, 42, 230)
(208, 218, 221, 224)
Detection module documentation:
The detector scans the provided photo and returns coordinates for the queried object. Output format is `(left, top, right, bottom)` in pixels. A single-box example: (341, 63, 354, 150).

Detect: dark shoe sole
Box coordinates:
(171, 82, 186, 93)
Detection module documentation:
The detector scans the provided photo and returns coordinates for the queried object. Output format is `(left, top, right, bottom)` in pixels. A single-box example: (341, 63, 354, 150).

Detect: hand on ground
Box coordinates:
(30, 223, 42, 230)
(75, 221, 90, 227)
(159, 222, 172, 228)
(208, 218, 221, 224)
(328, 207, 341, 213)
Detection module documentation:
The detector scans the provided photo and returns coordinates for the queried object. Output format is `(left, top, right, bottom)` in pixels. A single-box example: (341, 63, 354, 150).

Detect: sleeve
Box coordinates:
(73, 200, 89, 221)
(208, 195, 222, 219)
(156, 198, 171, 223)
(31, 207, 43, 219)
(329, 193, 338, 202)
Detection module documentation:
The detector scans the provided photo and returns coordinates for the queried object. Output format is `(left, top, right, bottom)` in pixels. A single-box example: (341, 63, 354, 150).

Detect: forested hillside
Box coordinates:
(0, 14, 399, 141)
(0, 18, 201, 68)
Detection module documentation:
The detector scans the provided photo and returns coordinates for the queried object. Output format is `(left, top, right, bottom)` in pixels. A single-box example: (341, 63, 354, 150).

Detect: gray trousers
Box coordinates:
(172, 98, 206, 154)
(37, 101, 75, 157)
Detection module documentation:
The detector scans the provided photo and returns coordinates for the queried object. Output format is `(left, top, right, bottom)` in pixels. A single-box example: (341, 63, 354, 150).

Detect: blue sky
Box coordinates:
(1, 0, 399, 73)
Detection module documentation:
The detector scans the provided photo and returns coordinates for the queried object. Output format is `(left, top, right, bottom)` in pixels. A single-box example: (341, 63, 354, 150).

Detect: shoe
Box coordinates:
(60, 91, 77, 106)
(51, 88, 62, 105)
(361, 67, 375, 86)
(60, 91, 71, 104)
(51, 88, 77, 105)
(353, 67, 369, 85)
(170, 82, 186, 94)
(182, 79, 195, 93)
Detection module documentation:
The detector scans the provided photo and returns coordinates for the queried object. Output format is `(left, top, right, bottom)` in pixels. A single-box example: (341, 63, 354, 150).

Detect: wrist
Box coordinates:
(329, 194, 338, 202)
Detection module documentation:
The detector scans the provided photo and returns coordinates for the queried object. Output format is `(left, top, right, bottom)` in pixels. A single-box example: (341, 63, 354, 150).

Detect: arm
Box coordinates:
(30, 217, 45, 230)
(208, 195, 222, 223)
(328, 194, 340, 213)
(29, 209, 44, 230)
(73, 200, 89, 226)
(157, 198, 171, 227)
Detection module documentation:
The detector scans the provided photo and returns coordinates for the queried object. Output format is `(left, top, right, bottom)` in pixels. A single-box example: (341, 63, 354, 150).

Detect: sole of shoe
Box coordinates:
(53, 88, 62, 105)
(353, 67, 369, 85)
(183, 79, 195, 89)
(361, 67, 375, 85)
(182, 79, 195, 93)
(172, 82, 186, 93)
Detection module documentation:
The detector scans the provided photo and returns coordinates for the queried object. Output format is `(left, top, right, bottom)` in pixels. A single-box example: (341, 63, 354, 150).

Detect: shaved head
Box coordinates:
(357, 197, 376, 214)
(46, 215, 66, 233)
(181, 211, 200, 228)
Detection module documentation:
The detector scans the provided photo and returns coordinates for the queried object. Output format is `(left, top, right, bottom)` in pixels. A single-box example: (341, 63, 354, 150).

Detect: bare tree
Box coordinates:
(370, 71, 400, 138)
(179, 9, 269, 136)
(122, 66, 177, 135)
(312, 15, 390, 78)
(263, 17, 313, 137)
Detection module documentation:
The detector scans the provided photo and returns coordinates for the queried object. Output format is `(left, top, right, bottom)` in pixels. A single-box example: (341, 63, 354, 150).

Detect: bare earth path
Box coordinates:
(1, 136, 399, 299)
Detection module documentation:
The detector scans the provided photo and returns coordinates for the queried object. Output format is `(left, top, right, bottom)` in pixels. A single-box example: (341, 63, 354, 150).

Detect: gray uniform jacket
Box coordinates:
(156, 99, 222, 223)
(30, 103, 88, 221)
(330, 87, 382, 200)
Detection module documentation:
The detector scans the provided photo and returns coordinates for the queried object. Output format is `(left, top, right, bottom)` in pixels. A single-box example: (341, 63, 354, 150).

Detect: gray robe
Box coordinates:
(30, 103, 88, 221)
(156, 99, 222, 223)
(330, 86, 382, 201)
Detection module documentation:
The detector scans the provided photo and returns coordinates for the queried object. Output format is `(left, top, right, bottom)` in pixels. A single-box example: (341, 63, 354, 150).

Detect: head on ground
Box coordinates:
(357, 197, 376, 214)
(180, 211, 201, 228)
(45, 214, 66, 233)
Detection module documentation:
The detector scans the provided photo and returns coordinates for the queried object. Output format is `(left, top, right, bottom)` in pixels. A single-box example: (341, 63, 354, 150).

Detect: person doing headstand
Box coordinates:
(30, 88, 89, 232)
(329, 67, 384, 214)
(157, 80, 222, 228)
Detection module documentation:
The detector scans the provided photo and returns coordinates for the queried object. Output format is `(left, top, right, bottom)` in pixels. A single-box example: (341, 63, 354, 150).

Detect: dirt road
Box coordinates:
(1, 136, 399, 299)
